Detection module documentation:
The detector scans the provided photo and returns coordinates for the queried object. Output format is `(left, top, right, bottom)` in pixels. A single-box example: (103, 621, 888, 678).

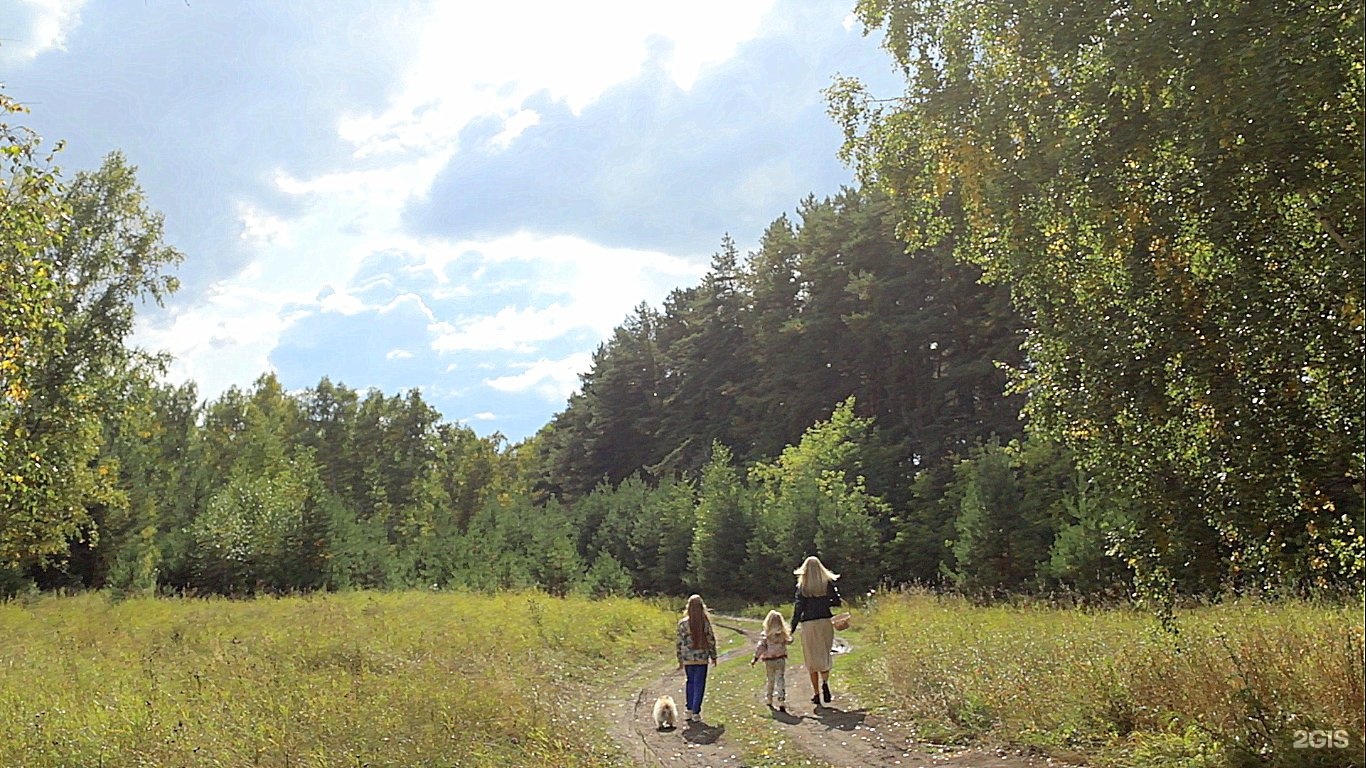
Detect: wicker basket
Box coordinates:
(831, 612, 852, 631)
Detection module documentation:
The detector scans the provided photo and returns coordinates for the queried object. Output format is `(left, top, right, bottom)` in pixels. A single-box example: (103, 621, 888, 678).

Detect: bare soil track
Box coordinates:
(608, 616, 1076, 768)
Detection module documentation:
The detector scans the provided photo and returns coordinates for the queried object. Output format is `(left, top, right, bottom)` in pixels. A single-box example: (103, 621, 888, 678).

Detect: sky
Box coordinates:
(1, 0, 902, 443)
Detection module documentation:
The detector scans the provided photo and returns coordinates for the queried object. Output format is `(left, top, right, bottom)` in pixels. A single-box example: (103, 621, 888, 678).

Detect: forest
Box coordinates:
(2, 0, 1362, 611)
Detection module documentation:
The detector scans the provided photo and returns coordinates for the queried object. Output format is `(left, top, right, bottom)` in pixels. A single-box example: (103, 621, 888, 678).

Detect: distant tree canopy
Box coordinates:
(5, 2, 1363, 609)
(830, 0, 1365, 592)
(535, 187, 1025, 512)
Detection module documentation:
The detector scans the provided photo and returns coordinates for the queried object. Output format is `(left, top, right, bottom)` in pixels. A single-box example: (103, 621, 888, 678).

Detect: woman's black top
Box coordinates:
(790, 582, 842, 628)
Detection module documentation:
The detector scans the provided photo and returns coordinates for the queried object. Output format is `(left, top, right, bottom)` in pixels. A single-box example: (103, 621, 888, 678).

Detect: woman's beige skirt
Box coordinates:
(798, 618, 835, 673)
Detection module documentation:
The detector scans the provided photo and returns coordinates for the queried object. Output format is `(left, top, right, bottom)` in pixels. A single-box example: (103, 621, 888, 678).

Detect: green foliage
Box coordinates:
(190, 458, 317, 594)
(104, 525, 160, 601)
(626, 477, 696, 595)
(1, 96, 76, 570)
(882, 458, 960, 586)
(146, 375, 529, 595)
(836, 0, 1365, 594)
(89, 378, 205, 590)
(750, 398, 886, 597)
(538, 187, 1025, 512)
(946, 440, 1049, 594)
(454, 497, 584, 595)
(1042, 469, 1131, 597)
(689, 442, 755, 597)
(2, 96, 183, 573)
(0, 591, 676, 767)
(861, 590, 1364, 766)
(577, 552, 633, 598)
(943, 438, 1128, 596)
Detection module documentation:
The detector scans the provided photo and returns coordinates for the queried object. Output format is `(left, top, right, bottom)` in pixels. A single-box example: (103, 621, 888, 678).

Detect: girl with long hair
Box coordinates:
(675, 594, 717, 721)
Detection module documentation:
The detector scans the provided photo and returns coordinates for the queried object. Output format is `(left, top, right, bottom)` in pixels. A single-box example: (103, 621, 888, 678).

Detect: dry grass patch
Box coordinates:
(856, 592, 1364, 768)
(0, 591, 675, 767)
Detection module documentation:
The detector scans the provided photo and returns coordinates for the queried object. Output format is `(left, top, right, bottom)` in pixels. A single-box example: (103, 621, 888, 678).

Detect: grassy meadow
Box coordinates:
(838, 591, 1366, 768)
(2, 590, 1362, 768)
(0, 591, 677, 768)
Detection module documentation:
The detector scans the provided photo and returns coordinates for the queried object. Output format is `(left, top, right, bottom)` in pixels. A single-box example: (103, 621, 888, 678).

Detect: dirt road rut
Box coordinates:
(607, 616, 1072, 768)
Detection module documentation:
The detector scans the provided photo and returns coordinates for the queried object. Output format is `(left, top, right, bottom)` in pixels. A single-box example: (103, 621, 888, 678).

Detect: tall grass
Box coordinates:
(0, 591, 675, 767)
(857, 591, 1364, 767)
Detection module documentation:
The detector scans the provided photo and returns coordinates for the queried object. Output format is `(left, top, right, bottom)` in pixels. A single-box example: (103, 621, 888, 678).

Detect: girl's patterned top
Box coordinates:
(676, 617, 718, 665)
(752, 630, 790, 661)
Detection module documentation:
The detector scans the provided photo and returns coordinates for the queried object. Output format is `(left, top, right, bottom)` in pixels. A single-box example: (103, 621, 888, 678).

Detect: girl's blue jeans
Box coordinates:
(684, 663, 709, 715)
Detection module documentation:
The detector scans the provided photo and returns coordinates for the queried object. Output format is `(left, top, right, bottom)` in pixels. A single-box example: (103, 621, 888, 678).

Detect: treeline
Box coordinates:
(0, 89, 1104, 599)
(527, 185, 1130, 599)
(18, 364, 1110, 602)
(536, 190, 1024, 507)
(4, 0, 1363, 607)
(0, 117, 1158, 601)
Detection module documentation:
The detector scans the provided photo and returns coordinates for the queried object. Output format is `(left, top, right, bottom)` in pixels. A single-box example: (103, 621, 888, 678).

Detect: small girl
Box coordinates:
(676, 594, 718, 721)
(749, 609, 792, 712)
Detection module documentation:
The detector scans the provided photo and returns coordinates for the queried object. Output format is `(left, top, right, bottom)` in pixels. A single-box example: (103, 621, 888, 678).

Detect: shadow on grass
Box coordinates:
(811, 705, 868, 732)
(682, 720, 726, 744)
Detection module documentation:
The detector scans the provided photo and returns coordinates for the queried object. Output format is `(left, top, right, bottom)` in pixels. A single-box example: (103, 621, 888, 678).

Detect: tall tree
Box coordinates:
(749, 398, 886, 598)
(1, 132, 182, 574)
(188, 374, 320, 593)
(945, 439, 1063, 595)
(85, 376, 205, 592)
(688, 442, 754, 597)
(538, 188, 1026, 513)
(568, 304, 668, 495)
(834, 0, 1365, 591)
(659, 238, 753, 463)
(628, 477, 697, 595)
(298, 376, 360, 499)
(1, 94, 75, 573)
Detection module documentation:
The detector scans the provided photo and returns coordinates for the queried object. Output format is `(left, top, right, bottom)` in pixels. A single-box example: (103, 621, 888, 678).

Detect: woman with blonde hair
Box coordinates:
(789, 555, 842, 708)
(675, 594, 718, 721)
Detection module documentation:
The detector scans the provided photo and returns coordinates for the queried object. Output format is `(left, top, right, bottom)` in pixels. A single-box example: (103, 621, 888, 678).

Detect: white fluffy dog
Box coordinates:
(651, 695, 678, 730)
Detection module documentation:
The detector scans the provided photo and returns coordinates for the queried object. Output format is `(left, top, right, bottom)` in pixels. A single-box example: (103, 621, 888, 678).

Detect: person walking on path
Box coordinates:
(675, 594, 718, 721)
(750, 609, 792, 712)
(789, 555, 842, 709)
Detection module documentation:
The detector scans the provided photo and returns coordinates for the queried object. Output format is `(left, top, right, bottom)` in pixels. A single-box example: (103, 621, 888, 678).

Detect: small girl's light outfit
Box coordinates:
(752, 630, 791, 708)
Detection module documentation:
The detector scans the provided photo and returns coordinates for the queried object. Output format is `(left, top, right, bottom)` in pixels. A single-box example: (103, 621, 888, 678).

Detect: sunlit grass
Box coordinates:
(689, 610, 835, 768)
(0, 591, 676, 767)
(847, 591, 1365, 768)
(7, 590, 1360, 767)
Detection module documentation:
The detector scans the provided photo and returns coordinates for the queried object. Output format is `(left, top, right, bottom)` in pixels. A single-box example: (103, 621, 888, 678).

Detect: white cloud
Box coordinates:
(0, 0, 85, 64)
(132, 1, 756, 418)
(430, 304, 571, 354)
(338, 0, 777, 158)
(386, 349, 413, 360)
(134, 281, 313, 398)
(485, 353, 593, 402)
(317, 288, 369, 316)
(487, 109, 541, 150)
(135, 151, 454, 388)
(238, 203, 291, 246)
(424, 232, 704, 353)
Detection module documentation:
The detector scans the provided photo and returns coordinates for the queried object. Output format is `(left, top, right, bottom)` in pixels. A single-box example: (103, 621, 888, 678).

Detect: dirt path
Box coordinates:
(608, 616, 1074, 768)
